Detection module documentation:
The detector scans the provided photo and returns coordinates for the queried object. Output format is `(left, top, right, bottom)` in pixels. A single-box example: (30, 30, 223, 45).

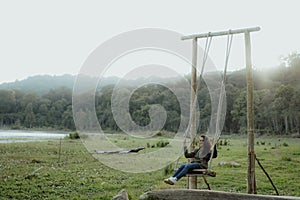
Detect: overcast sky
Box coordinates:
(0, 0, 299, 83)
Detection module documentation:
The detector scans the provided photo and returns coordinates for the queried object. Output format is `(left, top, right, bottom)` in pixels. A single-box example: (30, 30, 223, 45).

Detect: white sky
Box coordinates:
(0, 0, 299, 83)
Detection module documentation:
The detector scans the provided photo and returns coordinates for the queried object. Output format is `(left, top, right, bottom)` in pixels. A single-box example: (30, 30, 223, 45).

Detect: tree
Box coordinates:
(283, 52, 300, 68)
(0, 90, 16, 114)
(24, 103, 35, 128)
(254, 89, 274, 134)
(274, 84, 295, 134)
(62, 105, 75, 130)
(231, 90, 247, 133)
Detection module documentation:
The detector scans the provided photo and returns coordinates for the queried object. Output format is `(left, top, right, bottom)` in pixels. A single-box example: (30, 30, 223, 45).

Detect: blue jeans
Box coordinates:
(173, 163, 200, 180)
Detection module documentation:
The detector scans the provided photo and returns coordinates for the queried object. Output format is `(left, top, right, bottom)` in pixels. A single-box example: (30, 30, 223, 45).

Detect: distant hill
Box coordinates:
(0, 74, 75, 94)
(226, 65, 300, 91)
(0, 74, 181, 95)
(0, 74, 121, 95)
(0, 62, 299, 95)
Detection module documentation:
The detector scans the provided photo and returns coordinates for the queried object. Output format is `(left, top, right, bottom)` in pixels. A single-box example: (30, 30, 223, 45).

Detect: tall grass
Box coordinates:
(0, 135, 299, 199)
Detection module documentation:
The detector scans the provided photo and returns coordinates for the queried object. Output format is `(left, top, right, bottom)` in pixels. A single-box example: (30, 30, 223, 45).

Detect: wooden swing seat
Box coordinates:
(187, 169, 216, 177)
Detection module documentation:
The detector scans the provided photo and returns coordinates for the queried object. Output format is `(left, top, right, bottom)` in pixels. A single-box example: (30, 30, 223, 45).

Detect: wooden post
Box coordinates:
(245, 31, 257, 194)
(189, 38, 198, 189)
(58, 138, 62, 163)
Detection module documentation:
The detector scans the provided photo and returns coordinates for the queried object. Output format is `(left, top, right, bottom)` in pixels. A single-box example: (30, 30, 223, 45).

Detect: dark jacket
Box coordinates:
(184, 145, 217, 169)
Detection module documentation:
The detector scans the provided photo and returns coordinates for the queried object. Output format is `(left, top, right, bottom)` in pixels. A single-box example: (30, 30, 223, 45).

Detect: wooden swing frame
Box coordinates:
(182, 27, 260, 191)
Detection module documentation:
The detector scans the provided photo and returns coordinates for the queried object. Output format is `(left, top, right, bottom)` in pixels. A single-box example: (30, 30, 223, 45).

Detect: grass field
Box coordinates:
(0, 134, 299, 199)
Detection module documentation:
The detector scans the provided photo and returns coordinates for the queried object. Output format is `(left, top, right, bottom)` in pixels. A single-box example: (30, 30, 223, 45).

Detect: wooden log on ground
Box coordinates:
(92, 147, 145, 154)
(140, 189, 300, 200)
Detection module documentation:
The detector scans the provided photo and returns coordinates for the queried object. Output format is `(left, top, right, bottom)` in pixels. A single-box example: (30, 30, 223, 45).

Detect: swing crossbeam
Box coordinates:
(181, 26, 260, 40)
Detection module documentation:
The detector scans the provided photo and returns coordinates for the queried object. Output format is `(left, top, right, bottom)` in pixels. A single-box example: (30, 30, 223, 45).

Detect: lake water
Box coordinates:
(0, 130, 68, 143)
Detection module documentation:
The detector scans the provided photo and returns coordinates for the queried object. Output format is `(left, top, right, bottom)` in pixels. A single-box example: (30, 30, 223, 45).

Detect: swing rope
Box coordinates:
(189, 33, 213, 145)
(174, 34, 213, 170)
(208, 30, 233, 171)
(200, 33, 213, 78)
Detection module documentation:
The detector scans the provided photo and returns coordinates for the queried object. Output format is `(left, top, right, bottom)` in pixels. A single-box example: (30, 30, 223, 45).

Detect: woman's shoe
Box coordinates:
(164, 177, 177, 185)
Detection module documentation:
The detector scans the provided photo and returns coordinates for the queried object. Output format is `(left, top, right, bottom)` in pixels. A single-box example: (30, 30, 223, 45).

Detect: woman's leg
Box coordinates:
(172, 164, 185, 177)
(164, 164, 186, 185)
(174, 163, 200, 180)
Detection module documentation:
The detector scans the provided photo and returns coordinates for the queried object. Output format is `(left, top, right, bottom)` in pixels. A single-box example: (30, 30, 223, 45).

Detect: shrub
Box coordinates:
(218, 139, 230, 146)
(281, 156, 292, 161)
(69, 131, 80, 139)
(283, 142, 289, 147)
(156, 141, 169, 148)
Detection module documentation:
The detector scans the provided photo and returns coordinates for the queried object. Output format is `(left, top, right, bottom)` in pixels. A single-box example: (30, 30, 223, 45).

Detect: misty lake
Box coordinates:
(0, 130, 68, 143)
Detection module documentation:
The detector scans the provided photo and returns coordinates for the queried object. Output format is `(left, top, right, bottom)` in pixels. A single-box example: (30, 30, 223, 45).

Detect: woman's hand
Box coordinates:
(213, 138, 219, 146)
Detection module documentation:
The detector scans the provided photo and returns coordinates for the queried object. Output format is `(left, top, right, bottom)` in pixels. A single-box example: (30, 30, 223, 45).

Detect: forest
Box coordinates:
(0, 53, 299, 135)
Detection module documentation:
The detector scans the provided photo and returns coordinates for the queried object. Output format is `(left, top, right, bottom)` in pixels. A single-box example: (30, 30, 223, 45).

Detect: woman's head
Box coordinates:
(199, 135, 206, 147)
(197, 135, 212, 158)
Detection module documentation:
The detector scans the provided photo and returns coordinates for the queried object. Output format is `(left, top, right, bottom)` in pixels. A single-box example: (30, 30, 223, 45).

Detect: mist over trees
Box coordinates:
(0, 52, 299, 135)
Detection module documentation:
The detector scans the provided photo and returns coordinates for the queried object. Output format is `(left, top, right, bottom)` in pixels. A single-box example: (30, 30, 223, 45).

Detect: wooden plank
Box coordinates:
(140, 190, 300, 200)
(181, 27, 260, 40)
(186, 169, 216, 177)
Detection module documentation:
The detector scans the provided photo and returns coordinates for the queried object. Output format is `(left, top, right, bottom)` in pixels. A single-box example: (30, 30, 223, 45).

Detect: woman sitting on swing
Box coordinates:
(164, 135, 217, 185)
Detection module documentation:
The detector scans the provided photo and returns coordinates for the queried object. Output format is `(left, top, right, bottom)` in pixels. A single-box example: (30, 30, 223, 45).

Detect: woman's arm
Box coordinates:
(204, 152, 212, 162)
(212, 144, 217, 158)
(204, 145, 217, 161)
(184, 146, 196, 158)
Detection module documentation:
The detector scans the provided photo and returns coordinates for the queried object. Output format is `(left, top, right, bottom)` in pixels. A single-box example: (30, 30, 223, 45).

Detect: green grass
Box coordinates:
(0, 135, 300, 199)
